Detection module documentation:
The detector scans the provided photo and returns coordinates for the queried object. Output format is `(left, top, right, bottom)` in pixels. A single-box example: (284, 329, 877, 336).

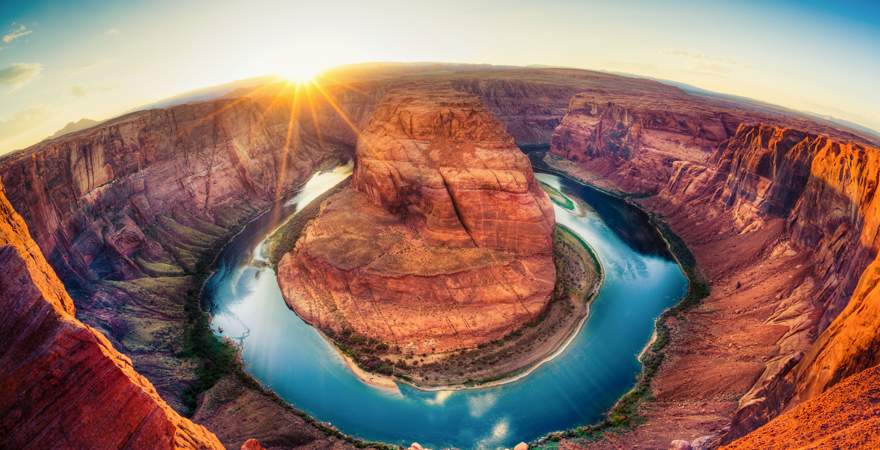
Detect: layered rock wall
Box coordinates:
(279, 87, 556, 355)
(550, 93, 880, 446)
(0, 182, 223, 449)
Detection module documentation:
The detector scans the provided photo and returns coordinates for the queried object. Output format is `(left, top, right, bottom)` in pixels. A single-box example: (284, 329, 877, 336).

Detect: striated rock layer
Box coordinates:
(279, 87, 556, 355)
(0, 64, 678, 447)
(549, 100, 880, 447)
(0, 181, 222, 449)
(0, 85, 365, 448)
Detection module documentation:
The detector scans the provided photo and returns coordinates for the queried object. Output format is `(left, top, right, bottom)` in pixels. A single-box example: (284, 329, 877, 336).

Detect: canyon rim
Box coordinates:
(2, 2, 880, 449)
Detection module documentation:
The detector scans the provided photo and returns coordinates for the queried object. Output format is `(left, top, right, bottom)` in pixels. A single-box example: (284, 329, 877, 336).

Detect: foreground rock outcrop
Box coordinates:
(0, 182, 222, 449)
(279, 87, 555, 360)
(723, 364, 880, 449)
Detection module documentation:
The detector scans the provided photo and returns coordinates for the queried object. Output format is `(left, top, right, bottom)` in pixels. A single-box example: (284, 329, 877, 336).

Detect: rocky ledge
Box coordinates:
(0, 181, 222, 449)
(277, 86, 557, 383)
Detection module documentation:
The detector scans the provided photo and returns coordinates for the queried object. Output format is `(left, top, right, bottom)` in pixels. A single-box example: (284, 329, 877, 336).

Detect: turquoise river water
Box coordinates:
(206, 165, 688, 449)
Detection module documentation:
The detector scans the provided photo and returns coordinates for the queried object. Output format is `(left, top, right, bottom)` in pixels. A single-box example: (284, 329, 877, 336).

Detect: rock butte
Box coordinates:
(0, 63, 879, 448)
(278, 86, 556, 355)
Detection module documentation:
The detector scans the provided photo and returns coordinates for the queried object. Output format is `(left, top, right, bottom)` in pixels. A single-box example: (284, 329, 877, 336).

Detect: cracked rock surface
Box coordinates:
(278, 86, 556, 354)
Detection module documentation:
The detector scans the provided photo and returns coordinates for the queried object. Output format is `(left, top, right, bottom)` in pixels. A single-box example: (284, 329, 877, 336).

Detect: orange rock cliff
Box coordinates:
(549, 92, 880, 447)
(0, 181, 223, 449)
(1, 64, 879, 448)
(277, 86, 556, 355)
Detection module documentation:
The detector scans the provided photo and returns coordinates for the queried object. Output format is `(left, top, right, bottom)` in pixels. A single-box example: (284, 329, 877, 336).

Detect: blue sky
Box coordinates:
(1, 0, 878, 153)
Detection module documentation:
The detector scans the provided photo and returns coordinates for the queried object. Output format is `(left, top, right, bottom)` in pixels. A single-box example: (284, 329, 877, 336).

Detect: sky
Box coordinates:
(0, 0, 878, 154)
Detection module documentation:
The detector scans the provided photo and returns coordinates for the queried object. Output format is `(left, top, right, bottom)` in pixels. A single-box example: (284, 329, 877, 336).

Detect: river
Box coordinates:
(205, 165, 688, 449)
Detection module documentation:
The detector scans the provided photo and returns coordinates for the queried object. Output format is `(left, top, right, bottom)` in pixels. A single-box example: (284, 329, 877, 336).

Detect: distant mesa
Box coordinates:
(47, 118, 101, 140)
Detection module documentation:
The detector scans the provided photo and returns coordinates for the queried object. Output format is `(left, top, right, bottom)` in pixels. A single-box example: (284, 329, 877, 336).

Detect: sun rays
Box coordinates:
(252, 72, 366, 225)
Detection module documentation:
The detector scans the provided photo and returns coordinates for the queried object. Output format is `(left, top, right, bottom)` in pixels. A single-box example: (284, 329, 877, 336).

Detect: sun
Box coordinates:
(278, 64, 323, 84)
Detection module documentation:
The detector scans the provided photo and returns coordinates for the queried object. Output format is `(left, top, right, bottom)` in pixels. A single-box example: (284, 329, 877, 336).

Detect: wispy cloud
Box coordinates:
(664, 49, 752, 77)
(0, 63, 43, 90)
(475, 418, 510, 450)
(466, 393, 498, 418)
(424, 390, 453, 406)
(70, 85, 87, 97)
(3, 24, 32, 44)
(105, 28, 120, 36)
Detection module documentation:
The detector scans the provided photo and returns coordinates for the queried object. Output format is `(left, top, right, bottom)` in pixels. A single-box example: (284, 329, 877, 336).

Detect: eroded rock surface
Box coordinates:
(723, 364, 880, 449)
(279, 87, 555, 356)
(0, 182, 222, 450)
(548, 92, 880, 447)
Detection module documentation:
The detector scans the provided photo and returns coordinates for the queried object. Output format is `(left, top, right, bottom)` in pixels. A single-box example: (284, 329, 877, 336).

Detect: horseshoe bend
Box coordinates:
(274, 87, 581, 388)
(1, 5, 880, 449)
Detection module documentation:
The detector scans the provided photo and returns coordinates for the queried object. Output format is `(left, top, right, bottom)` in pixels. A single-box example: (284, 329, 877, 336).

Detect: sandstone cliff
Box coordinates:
(723, 364, 880, 449)
(0, 64, 659, 446)
(549, 96, 880, 447)
(278, 86, 556, 359)
(0, 85, 367, 448)
(0, 181, 223, 449)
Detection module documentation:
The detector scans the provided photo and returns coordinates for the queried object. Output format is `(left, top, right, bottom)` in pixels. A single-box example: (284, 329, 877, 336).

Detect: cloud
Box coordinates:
(664, 49, 751, 77)
(68, 84, 114, 98)
(475, 418, 510, 450)
(105, 28, 120, 36)
(0, 106, 51, 141)
(424, 390, 453, 406)
(466, 393, 498, 418)
(3, 24, 32, 44)
(0, 63, 42, 90)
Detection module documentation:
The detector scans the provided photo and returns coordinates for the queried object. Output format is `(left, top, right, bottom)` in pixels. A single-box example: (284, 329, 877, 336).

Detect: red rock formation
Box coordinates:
(0, 64, 672, 446)
(549, 96, 880, 446)
(549, 89, 738, 193)
(4, 63, 877, 447)
(722, 364, 880, 449)
(241, 438, 267, 450)
(785, 140, 880, 400)
(278, 87, 555, 355)
(0, 181, 223, 449)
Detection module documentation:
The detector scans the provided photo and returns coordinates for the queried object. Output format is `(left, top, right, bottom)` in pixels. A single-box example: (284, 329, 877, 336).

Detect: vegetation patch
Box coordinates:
(540, 181, 576, 210)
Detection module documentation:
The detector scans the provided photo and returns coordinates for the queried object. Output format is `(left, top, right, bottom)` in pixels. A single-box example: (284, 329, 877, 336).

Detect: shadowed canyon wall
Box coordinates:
(0, 182, 223, 449)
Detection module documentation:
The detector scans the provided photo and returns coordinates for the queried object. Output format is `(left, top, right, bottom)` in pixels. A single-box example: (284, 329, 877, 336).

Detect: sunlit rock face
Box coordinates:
(0, 182, 223, 450)
(278, 86, 556, 354)
(722, 364, 880, 450)
(550, 90, 880, 446)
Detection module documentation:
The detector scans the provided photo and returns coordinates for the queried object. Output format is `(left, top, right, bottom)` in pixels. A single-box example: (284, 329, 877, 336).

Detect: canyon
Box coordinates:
(1, 63, 879, 449)
(547, 93, 880, 447)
